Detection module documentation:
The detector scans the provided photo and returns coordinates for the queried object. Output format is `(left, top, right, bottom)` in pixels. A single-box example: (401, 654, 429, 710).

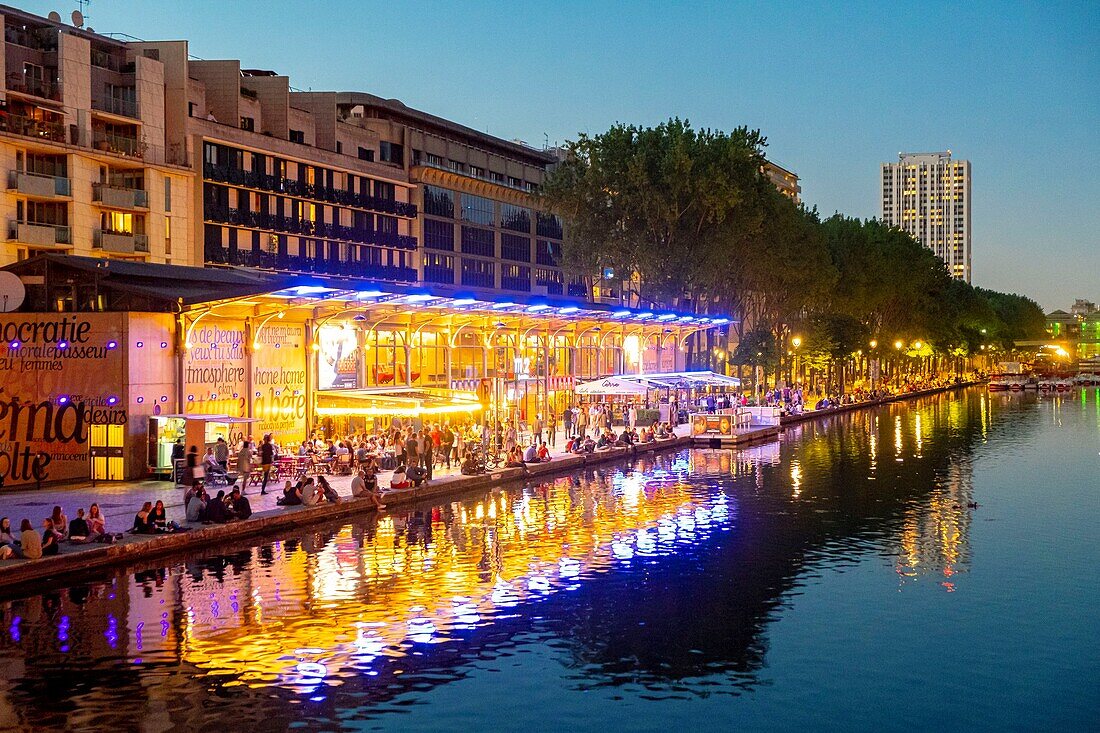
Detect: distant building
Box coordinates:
(1070, 299, 1096, 317)
(763, 160, 800, 203)
(881, 151, 970, 282)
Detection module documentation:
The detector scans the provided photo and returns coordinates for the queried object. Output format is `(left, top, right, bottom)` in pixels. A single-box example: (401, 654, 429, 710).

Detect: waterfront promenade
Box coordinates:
(0, 382, 973, 590)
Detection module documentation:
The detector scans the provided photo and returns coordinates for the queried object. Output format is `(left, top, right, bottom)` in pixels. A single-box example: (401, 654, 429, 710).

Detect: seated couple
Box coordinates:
(351, 467, 386, 510)
(388, 464, 427, 490)
(277, 475, 341, 506)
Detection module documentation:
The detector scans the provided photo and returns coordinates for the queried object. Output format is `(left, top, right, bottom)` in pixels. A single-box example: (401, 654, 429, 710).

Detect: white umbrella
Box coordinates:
(575, 377, 650, 396)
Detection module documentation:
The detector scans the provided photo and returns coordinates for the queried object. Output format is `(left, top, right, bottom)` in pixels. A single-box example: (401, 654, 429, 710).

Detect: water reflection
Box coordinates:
(0, 388, 1068, 730)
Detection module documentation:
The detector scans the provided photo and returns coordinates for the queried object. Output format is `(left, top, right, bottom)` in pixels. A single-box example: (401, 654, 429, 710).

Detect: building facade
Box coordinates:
(881, 151, 971, 282)
(763, 160, 800, 203)
(0, 6, 193, 269)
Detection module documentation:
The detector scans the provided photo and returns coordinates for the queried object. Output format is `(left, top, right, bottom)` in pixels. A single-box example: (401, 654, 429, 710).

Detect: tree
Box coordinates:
(541, 118, 770, 310)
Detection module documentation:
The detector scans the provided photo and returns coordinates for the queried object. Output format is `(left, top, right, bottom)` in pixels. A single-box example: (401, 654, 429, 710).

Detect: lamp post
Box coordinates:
(791, 335, 802, 388)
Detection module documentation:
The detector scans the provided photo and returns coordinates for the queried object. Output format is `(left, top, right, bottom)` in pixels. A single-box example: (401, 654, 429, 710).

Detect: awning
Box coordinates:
(625, 371, 741, 389)
(575, 377, 651, 396)
(315, 387, 482, 417)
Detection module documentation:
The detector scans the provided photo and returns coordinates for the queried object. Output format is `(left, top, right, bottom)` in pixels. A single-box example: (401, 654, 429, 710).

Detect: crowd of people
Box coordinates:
(0, 504, 118, 560)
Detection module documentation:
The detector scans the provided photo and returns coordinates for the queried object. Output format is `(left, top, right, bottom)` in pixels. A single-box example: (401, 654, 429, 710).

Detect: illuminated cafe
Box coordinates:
(0, 255, 728, 489)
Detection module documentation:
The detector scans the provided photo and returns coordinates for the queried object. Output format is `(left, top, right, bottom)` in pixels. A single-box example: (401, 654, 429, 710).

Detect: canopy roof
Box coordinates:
(621, 371, 741, 389)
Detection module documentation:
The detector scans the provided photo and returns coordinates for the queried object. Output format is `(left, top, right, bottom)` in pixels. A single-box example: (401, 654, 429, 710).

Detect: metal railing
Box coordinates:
(90, 50, 135, 74)
(8, 169, 71, 197)
(5, 74, 61, 101)
(92, 95, 139, 119)
(92, 182, 149, 208)
(203, 163, 418, 218)
(205, 244, 417, 282)
(8, 219, 71, 245)
(4, 26, 57, 52)
(0, 114, 67, 142)
(93, 131, 142, 157)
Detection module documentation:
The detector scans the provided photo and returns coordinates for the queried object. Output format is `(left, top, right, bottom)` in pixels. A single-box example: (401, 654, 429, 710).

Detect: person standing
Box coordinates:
(576, 404, 588, 439)
(441, 423, 455, 469)
(214, 437, 230, 470)
(547, 410, 557, 448)
(628, 404, 637, 430)
(259, 434, 275, 495)
(236, 441, 252, 487)
(562, 405, 573, 439)
(404, 428, 419, 472)
(419, 428, 434, 481)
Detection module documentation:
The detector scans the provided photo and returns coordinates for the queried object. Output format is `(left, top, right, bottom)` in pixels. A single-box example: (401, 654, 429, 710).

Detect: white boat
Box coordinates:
(989, 374, 1028, 392)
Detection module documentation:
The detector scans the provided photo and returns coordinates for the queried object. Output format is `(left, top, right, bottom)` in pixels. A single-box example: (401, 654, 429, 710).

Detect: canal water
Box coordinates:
(0, 387, 1096, 732)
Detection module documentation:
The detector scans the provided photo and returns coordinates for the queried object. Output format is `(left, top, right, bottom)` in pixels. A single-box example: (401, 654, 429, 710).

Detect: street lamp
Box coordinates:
(791, 336, 802, 348)
(894, 340, 903, 350)
(869, 340, 877, 349)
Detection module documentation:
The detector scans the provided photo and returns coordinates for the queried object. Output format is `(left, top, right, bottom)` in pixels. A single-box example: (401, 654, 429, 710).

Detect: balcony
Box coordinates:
(8, 170, 71, 198)
(92, 182, 148, 209)
(5, 74, 62, 102)
(92, 95, 139, 119)
(93, 132, 142, 158)
(0, 114, 66, 143)
(206, 207, 418, 250)
(7, 219, 71, 247)
(205, 244, 417, 283)
(4, 26, 58, 52)
(93, 229, 148, 254)
(203, 163, 418, 218)
(90, 50, 135, 74)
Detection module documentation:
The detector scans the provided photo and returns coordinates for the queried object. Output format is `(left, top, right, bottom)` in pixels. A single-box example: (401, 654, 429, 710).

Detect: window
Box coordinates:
(448, 160, 466, 173)
(240, 116, 255, 131)
(490, 171, 505, 183)
(423, 252, 455, 284)
(461, 259, 494, 288)
(535, 267, 563, 295)
(536, 239, 558, 266)
(188, 102, 195, 117)
(501, 204, 531, 233)
(501, 264, 531, 292)
(335, 141, 343, 154)
(358, 146, 374, 162)
(461, 226, 494, 257)
(164, 217, 172, 254)
(289, 129, 305, 144)
(508, 176, 522, 188)
(379, 141, 403, 165)
(423, 186, 455, 218)
(425, 152, 444, 166)
(536, 212, 562, 239)
(470, 165, 485, 178)
(424, 219, 455, 250)
(461, 193, 494, 225)
(501, 233, 530, 262)
(164, 177, 171, 212)
(375, 181, 395, 200)
(103, 211, 133, 234)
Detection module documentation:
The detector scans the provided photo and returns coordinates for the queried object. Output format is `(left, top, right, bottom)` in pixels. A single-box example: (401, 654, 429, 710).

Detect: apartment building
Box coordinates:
(763, 160, 800, 203)
(121, 47, 421, 285)
(881, 151, 971, 282)
(0, 6, 192, 270)
(295, 92, 574, 298)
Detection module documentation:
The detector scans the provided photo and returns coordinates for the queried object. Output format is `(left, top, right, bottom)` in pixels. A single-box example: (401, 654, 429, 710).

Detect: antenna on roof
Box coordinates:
(71, 10, 84, 27)
(47, 11, 62, 22)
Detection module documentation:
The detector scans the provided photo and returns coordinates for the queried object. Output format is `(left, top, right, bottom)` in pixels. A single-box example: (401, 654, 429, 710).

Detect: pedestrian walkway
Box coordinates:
(0, 425, 692, 533)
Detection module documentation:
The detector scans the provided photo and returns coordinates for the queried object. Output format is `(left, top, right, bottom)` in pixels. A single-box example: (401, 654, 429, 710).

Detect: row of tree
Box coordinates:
(542, 119, 1046, 390)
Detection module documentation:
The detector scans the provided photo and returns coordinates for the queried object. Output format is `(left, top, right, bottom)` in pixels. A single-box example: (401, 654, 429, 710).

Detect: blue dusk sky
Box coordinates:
(21, 0, 1098, 310)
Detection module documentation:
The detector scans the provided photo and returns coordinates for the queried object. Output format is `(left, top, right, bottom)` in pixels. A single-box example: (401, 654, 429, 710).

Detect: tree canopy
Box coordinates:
(542, 118, 1047, 372)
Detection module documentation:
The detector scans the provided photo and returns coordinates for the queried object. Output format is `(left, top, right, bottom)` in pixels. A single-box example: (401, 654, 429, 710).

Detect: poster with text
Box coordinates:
(253, 322, 307, 441)
(183, 319, 247, 417)
(317, 324, 359, 390)
(0, 313, 127, 487)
